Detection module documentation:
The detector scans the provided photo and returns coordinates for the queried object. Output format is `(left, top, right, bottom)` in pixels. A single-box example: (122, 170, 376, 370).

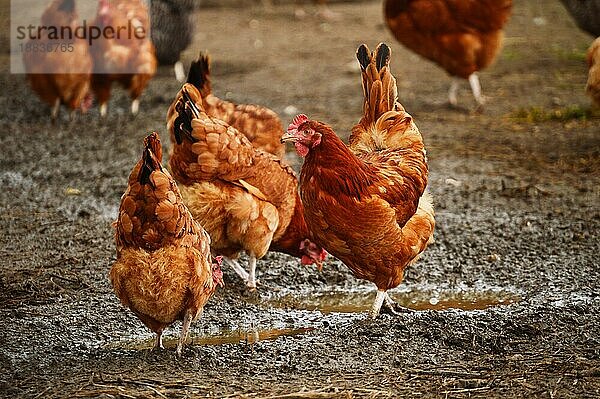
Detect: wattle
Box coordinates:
(295, 142, 309, 157)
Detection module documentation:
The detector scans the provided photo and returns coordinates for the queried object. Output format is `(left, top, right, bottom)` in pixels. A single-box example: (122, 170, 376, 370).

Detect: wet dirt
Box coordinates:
(108, 327, 316, 351)
(268, 288, 521, 313)
(1, 0, 600, 398)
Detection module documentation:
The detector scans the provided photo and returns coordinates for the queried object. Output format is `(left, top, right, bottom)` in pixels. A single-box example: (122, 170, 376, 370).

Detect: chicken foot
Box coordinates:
(371, 290, 415, 318)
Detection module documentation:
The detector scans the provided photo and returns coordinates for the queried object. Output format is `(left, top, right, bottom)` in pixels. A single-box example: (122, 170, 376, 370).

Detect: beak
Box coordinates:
(280, 132, 298, 144)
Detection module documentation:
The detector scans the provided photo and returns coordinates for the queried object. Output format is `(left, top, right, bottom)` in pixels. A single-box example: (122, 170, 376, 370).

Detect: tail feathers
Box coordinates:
(140, 132, 163, 186)
(173, 87, 202, 145)
(351, 43, 421, 153)
(186, 52, 211, 97)
(357, 42, 401, 125)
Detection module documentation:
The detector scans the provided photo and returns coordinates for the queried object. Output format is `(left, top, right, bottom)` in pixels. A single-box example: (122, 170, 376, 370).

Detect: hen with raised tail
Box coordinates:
(281, 43, 434, 318)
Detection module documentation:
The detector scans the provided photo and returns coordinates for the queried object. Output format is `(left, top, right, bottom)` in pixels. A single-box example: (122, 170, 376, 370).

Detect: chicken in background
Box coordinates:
(110, 132, 223, 355)
(167, 83, 326, 289)
(185, 53, 286, 158)
(384, 0, 513, 108)
(586, 37, 600, 108)
(559, 0, 600, 37)
(23, 0, 93, 120)
(281, 43, 434, 318)
(90, 0, 157, 117)
(150, 0, 196, 82)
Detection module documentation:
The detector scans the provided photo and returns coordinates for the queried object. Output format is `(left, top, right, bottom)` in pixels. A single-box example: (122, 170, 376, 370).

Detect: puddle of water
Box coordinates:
(272, 290, 519, 314)
(109, 327, 314, 351)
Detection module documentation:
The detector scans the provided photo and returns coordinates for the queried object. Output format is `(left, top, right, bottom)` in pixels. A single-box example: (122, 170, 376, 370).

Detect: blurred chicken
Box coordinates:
(384, 0, 513, 108)
(167, 84, 326, 289)
(587, 37, 600, 108)
(559, 0, 600, 36)
(185, 53, 285, 158)
(281, 43, 434, 318)
(110, 132, 223, 355)
(150, 0, 196, 82)
(22, 0, 92, 120)
(91, 0, 157, 117)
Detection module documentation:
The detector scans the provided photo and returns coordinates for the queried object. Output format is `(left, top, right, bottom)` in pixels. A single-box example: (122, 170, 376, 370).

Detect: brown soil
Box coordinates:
(1, 0, 599, 398)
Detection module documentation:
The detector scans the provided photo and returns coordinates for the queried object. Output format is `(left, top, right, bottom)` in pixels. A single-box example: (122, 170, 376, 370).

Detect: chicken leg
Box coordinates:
(468, 73, 485, 107)
(223, 257, 249, 281)
(154, 329, 164, 350)
(176, 309, 197, 356)
(51, 98, 61, 121)
(223, 256, 259, 289)
(448, 73, 485, 108)
(174, 61, 186, 83)
(247, 255, 258, 290)
(131, 99, 140, 115)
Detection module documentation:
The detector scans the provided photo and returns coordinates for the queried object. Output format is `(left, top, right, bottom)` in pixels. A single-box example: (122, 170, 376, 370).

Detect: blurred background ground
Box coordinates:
(0, 0, 599, 398)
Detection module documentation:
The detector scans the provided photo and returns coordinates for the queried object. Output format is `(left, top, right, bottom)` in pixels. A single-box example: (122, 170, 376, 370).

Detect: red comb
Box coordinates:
(287, 114, 309, 134)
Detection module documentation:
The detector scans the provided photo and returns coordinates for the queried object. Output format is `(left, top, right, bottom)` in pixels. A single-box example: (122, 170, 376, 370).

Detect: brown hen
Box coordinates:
(384, 0, 512, 107)
(90, 0, 157, 117)
(166, 84, 326, 289)
(281, 43, 434, 318)
(22, 0, 93, 120)
(185, 53, 285, 159)
(586, 37, 600, 108)
(110, 132, 223, 355)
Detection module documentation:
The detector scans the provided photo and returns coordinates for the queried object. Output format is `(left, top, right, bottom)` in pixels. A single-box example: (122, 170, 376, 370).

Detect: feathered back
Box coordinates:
(167, 83, 257, 184)
(115, 132, 203, 252)
(349, 43, 423, 156)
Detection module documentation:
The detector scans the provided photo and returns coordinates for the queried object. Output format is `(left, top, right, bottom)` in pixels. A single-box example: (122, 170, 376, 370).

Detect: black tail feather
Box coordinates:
(186, 52, 211, 96)
(375, 43, 391, 71)
(356, 44, 370, 71)
(173, 88, 200, 145)
(139, 133, 163, 186)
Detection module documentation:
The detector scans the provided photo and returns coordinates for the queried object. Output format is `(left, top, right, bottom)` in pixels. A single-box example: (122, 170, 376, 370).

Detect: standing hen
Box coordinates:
(110, 132, 223, 355)
(90, 0, 157, 117)
(185, 53, 285, 158)
(587, 37, 600, 108)
(22, 0, 92, 120)
(281, 43, 434, 318)
(166, 84, 326, 289)
(384, 0, 512, 108)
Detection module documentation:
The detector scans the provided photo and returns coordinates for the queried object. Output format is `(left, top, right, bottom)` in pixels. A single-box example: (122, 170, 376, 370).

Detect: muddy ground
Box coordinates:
(1, 0, 600, 397)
